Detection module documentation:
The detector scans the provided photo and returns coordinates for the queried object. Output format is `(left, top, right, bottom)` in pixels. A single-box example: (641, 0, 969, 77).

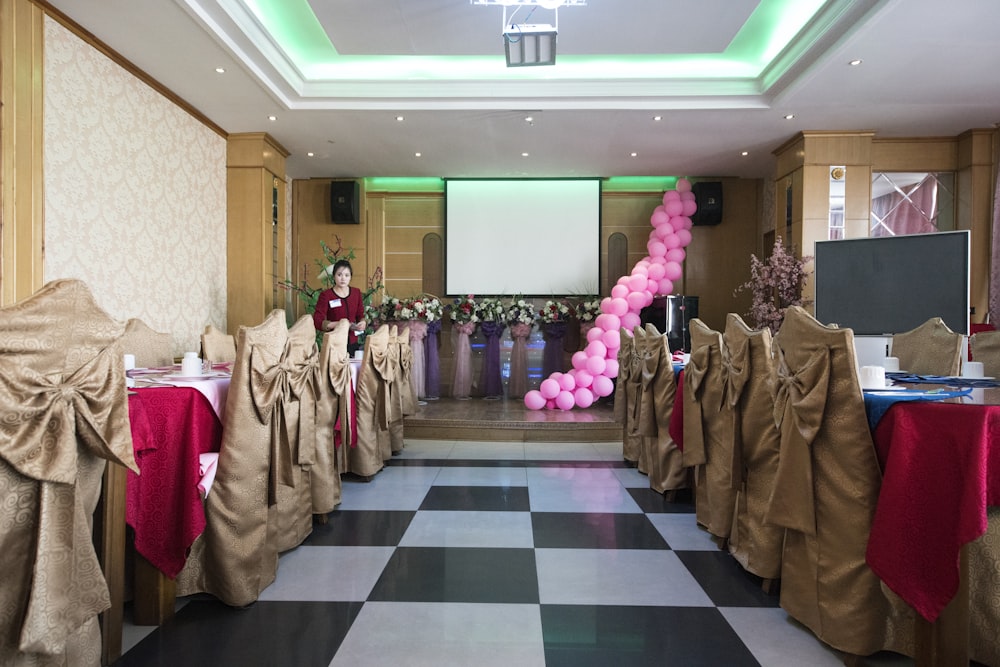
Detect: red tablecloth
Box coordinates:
(127, 387, 222, 578)
(866, 401, 1000, 621)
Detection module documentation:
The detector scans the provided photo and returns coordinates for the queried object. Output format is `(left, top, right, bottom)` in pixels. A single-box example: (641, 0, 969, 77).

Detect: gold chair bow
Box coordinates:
(766, 344, 831, 535)
(682, 343, 721, 466)
(721, 334, 751, 487)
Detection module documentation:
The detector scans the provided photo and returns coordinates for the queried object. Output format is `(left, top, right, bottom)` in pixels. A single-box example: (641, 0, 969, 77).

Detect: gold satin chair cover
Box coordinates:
(176, 310, 298, 606)
(635, 325, 687, 494)
(313, 320, 352, 514)
(0, 279, 138, 666)
(682, 319, 735, 539)
(723, 314, 783, 580)
(969, 507, 1000, 666)
(201, 323, 237, 363)
(768, 306, 912, 657)
(891, 316, 963, 376)
(391, 326, 415, 455)
(349, 325, 392, 478)
(613, 327, 641, 466)
(120, 317, 173, 367)
(971, 330, 1000, 378)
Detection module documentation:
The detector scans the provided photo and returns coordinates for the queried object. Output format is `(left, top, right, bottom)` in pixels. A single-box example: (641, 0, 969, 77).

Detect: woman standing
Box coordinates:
(313, 259, 366, 354)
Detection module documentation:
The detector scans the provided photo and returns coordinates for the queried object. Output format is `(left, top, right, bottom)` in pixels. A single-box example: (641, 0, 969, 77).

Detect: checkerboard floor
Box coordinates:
(113, 439, 915, 666)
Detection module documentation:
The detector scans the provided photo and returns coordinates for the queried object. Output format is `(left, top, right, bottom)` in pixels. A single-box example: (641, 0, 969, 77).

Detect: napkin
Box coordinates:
(863, 387, 973, 430)
(886, 372, 1000, 388)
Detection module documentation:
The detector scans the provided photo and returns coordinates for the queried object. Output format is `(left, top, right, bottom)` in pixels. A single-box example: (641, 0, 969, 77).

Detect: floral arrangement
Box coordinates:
(506, 297, 537, 327)
(574, 297, 602, 323)
(734, 237, 812, 334)
(539, 299, 572, 324)
(475, 297, 507, 324)
(448, 295, 479, 324)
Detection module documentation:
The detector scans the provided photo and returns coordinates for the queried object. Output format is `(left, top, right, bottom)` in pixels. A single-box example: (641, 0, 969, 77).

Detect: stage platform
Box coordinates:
(403, 396, 621, 442)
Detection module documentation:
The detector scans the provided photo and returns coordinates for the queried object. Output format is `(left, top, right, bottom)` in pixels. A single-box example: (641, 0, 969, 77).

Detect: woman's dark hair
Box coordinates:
(332, 259, 353, 275)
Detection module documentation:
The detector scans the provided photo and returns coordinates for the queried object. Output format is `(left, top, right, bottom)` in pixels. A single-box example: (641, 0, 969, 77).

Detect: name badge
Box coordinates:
(329, 298, 342, 308)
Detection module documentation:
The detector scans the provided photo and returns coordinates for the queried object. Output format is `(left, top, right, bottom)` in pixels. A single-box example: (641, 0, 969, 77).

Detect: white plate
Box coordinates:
(863, 385, 907, 392)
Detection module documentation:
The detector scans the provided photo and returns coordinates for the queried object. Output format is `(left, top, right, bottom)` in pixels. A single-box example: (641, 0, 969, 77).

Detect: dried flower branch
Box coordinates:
(734, 237, 812, 334)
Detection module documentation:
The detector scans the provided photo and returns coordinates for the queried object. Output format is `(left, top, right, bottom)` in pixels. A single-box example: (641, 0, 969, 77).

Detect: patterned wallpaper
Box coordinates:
(42, 17, 227, 357)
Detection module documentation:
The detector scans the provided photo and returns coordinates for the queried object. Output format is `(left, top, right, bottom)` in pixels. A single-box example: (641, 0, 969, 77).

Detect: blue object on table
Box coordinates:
(863, 387, 973, 430)
(886, 372, 1000, 389)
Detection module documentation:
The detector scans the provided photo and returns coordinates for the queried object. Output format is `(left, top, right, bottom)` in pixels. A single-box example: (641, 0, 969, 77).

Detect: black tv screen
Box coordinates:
(814, 231, 970, 336)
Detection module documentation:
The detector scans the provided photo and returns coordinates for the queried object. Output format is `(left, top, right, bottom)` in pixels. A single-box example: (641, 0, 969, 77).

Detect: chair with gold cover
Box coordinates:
(175, 310, 291, 606)
(635, 324, 687, 496)
(313, 320, 352, 515)
(722, 313, 783, 586)
(891, 317, 963, 376)
(768, 306, 913, 658)
(0, 279, 138, 667)
(970, 329, 1000, 378)
(682, 318, 735, 544)
(390, 324, 416, 455)
(200, 323, 236, 363)
(348, 324, 392, 478)
(614, 327, 642, 467)
(120, 318, 173, 367)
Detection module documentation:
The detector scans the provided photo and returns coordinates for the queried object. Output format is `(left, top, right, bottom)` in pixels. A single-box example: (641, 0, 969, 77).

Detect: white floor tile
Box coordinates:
(535, 548, 714, 606)
(646, 513, 721, 550)
(398, 510, 534, 548)
(610, 466, 652, 488)
(526, 467, 642, 513)
(448, 442, 526, 460)
(337, 481, 433, 510)
(258, 546, 396, 602)
(720, 607, 846, 667)
(331, 601, 546, 667)
(398, 439, 456, 458)
(432, 466, 528, 486)
(524, 441, 603, 460)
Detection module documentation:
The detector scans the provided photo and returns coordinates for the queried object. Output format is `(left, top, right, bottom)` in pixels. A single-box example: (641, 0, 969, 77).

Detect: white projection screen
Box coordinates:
(445, 179, 601, 296)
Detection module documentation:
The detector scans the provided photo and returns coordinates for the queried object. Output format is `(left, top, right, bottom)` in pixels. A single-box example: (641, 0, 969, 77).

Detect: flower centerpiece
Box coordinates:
(449, 294, 479, 328)
(574, 297, 602, 325)
(539, 299, 572, 324)
(539, 298, 573, 377)
(734, 237, 812, 334)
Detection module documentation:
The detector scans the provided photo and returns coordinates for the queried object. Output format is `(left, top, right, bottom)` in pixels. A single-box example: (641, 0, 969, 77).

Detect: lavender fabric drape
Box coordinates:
(542, 321, 567, 377)
(452, 322, 476, 399)
(425, 320, 442, 398)
(407, 320, 428, 400)
(508, 322, 532, 399)
(478, 321, 505, 398)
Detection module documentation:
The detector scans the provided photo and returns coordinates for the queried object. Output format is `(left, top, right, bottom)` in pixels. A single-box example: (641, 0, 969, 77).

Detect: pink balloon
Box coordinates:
(681, 199, 697, 217)
(586, 355, 607, 375)
(586, 340, 608, 358)
(539, 378, 560, 399)
(657, 278, 674, 294)
(546, 399, 556, 409)
(556, 390, 576, 410)
(604, 359, 620, 376)
(647, 240, 666, 258)
(575, 370, 594, 388)
(664, 199, 683, 217)
(676, 229, 693, 247)
(631, 264, 649, 276)
(609, 297, 629, 317)
(587, 325, 605, 342)
(626, 291, 646, 310)
(646, 278, 659, 294)
(524, 390, 546, 410)
(572, 351, 589, 370)
(592, 375, 614, 397)
(676, 178, 692, 193)
(669, 216, 686, 232)
(663, 261, 683, 281)
(662, 190, 681, 204)
(641, 291, 654, 308)
(650, 209, 669, 227)
(559, 373, 577, 391)
(666, 248, 686, 262)
(628, 274, 647, 291)
(647, 263, 665, 281)
(601, 328, 620, 350)
(574, 387, 595, 409)
(617, 276, 630, 286)
(611, 284, 629, 299)
(600, 297, 614, 314)
(622, 312, 641, 330)
(595, 313, 620, 332)
(663, 233, 680, 249)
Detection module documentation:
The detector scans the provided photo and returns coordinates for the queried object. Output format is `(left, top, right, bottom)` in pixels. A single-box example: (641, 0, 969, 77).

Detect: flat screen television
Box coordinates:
(813, 230, 970, 336)
(445, 178, 601, 296)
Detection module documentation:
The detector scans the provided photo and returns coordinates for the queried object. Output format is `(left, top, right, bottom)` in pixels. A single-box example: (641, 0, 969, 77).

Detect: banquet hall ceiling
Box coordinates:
(43, 0, 1000, 181)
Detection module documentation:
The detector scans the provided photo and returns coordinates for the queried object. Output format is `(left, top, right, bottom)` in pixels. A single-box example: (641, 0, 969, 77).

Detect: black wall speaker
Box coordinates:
(330, 181, 359, 224)
(691, 181, 723, 226)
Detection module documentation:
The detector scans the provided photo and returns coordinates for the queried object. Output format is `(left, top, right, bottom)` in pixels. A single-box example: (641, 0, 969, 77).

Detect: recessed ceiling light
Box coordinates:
(306, 152, 315, 157)
(414, 152, 422, 157)
(741, 151, 749, 156)
(267, 115, 277, 121)
(653, 115, 662, 121)
(521, 152, 530, 157)
(215, 67, 225, 74)
(849, 59, 863, 66)
(396, 115, 405, 121)
(630, 152, 638, 157)
(784, 114, 795, 120)
(525, 116, 533, 123)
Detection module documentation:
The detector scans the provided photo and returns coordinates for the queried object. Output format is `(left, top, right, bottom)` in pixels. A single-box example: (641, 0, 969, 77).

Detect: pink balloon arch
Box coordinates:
(524, 178, 697, 411)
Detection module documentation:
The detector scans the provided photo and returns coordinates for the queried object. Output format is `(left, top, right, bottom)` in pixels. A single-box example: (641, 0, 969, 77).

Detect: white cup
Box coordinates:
(181, 356, 202, 376)
(963, 360, 985, 378)
(123, 353, 136, 371)
(883, 356, 900, 372)
(184, 351, 198, 360)
(860, 365, 886, 389)
(354, 349, 364, 360)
